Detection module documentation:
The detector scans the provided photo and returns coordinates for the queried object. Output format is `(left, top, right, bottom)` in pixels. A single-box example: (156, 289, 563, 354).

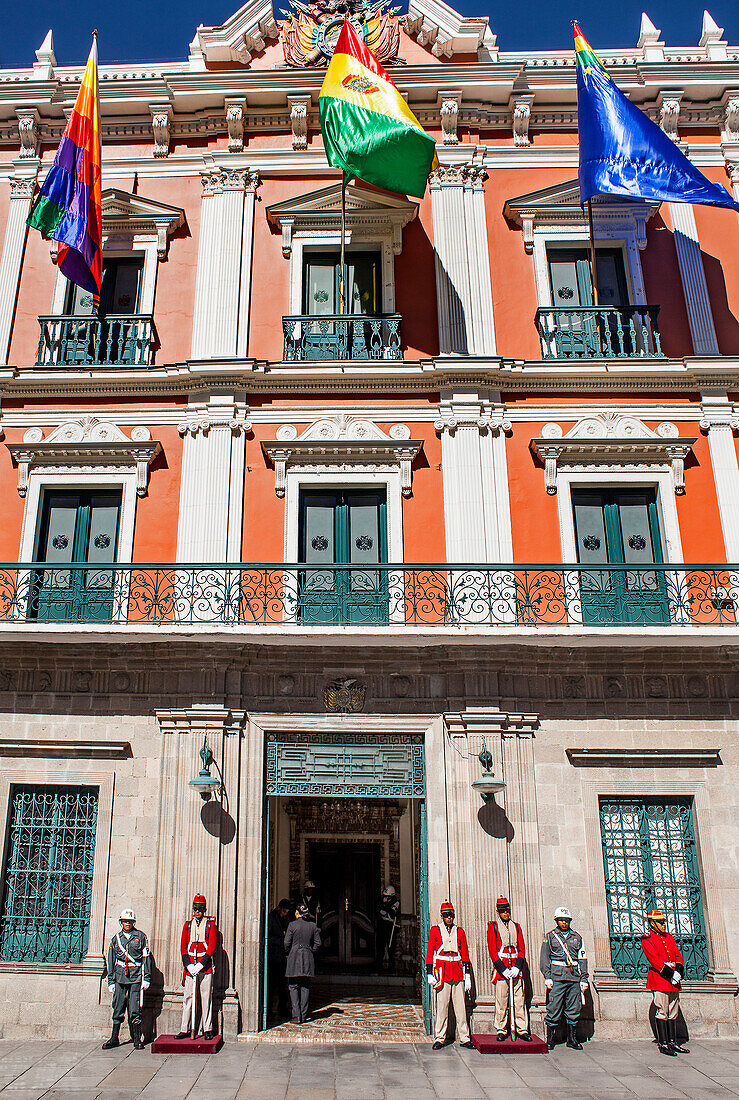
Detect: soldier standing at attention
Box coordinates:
(487, 896, 531, 1041)
(425, 899, 473, 1050)
(102, 907, 151, 1050)
(177, 893, 218, 1040)
(641, 909, 689, 1056)
(540, 906, 589, 1050)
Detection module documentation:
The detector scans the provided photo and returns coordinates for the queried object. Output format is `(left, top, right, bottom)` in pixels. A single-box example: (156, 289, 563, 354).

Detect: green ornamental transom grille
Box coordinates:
(266, 733, 425, 798)
(599, 797, 709, 980)
(0, 786, 98, 964)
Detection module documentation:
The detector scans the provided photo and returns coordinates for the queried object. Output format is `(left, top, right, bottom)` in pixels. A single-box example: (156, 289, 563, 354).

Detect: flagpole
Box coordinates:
(587, 197, 599, 307)
(339, 174, 347, 315)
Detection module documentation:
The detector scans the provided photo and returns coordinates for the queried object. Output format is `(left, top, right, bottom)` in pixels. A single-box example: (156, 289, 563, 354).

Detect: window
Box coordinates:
(0, 786, 98, 964)
(547, 247, 631, 357)
(303, 251, 381, 317)
(572, 487, 669, 624)
(599, 798, 709, 981)
(65, 257, 144, 317)
(59, 258, 146, 367)
(298, 488, 388, 623)
(30, 489, 121, 622)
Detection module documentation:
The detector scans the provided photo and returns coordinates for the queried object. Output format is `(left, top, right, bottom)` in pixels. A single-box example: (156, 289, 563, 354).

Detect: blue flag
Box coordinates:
(575, 23, 739, 212)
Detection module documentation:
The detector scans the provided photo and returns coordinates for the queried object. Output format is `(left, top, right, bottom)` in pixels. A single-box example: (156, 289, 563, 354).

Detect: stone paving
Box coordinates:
(0, 1037, 738, 1099)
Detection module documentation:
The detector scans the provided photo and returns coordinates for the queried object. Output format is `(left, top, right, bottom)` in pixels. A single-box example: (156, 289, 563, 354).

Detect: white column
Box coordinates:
(436, 392, 512, 561)
(191, 168, 258, 360)
(176, 393, 251, 562)
(700, 391, 739, 559)
(429, 164, 497, 356)
(0, 167, 38, 364)
(669, 201, 719, 355)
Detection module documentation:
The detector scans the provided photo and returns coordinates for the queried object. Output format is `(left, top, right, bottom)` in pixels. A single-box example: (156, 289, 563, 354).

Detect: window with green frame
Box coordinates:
(0, 786, 98, 964)
(599, 798, 709, 981)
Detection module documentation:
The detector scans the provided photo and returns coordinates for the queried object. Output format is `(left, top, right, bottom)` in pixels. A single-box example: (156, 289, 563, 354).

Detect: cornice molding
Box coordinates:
(0, 739, 131, 758)
(5, 417, 161, 497)
(566, 747, 721, 768)
(262, 415, 422, 497)
(531, 413, 696, 495)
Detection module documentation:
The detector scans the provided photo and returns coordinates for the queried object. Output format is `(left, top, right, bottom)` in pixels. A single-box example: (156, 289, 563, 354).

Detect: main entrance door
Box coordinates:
(263, 731, 430, 1033)
(310, 841, 380, 968)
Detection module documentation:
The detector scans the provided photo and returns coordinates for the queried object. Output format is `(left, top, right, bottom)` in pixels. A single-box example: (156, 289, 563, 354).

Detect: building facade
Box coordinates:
(0, 0, 737, 1041)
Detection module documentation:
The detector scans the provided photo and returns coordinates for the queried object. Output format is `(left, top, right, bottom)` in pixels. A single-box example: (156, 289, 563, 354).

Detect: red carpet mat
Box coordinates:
(472, 1033, 548, 1054)
(151, 1033, 223, 1053)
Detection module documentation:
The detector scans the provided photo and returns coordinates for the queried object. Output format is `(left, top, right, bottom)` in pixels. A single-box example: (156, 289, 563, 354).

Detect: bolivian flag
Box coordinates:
(319, 21, 437, 199)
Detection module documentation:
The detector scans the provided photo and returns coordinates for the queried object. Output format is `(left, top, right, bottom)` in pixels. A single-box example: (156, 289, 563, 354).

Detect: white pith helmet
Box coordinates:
(383, 884, 396, 896)
(554, 906, 571, 920)
(119, 908, 136, 922)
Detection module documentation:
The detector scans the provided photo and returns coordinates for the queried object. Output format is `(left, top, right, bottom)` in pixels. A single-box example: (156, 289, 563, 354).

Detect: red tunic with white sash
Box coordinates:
(426, 923, 470, 983)
(180, 916, 217, 985)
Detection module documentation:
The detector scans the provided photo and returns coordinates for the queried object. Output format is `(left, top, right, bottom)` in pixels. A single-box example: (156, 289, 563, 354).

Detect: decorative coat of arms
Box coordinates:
(280, 0, 401, 67)
(323, 678, 366, 713)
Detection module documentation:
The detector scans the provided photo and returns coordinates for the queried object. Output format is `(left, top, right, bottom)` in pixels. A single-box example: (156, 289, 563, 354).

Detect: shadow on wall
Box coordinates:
(394, 219, 462, 358)
(700, 247, 739, 355)
(477, 799, 514, 842)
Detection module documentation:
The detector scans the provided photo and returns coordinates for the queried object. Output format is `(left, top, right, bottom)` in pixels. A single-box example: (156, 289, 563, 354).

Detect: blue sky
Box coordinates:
(2, 1, 738, 67)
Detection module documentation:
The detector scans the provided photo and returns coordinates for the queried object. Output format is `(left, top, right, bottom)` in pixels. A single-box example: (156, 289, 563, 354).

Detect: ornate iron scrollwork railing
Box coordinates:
(36, 315, 154, 367)
(536, 305, 664, 359)
(282, 313, 402, 361)
(2, 562, 738, 627)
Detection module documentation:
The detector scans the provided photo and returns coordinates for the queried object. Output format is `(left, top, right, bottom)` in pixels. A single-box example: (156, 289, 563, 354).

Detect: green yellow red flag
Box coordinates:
(319, 20, 438, 199)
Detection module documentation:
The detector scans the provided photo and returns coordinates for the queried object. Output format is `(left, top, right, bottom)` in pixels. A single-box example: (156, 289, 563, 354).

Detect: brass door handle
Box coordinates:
(345, 898, 350, 912)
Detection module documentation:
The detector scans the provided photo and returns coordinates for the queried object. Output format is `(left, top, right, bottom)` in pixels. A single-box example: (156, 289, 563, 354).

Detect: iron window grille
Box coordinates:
(599, 797, 709, 981)
(0, 786, 98, 964)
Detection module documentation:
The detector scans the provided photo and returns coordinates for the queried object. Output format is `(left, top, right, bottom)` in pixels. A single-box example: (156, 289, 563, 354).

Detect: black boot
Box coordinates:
(656, 1018, 677, 1056)
(102, 1022, 120, 1050)
(566, 1022, 583, 1050)
(132, 1022, 144, 1050)
(546, 1024, 556, 1050)
(668, 1019, 690, 1054)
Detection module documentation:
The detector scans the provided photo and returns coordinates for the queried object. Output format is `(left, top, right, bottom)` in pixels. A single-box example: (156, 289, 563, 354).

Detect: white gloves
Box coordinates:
(427, 974, 436, 986)
(502, 968, 512, 980)
(464, 974, 472, 992)
(580, 981, 588, 992)
(545, 978, 553, 989)
(108, 984, 115, 994)
(142, 981, 150, 991)
(187, 963, 203, 977)
(671, 973, 681, 986)
(510, 967, 521, 979)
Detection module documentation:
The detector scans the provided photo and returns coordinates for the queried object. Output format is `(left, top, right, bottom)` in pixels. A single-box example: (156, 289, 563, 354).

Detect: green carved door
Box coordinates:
(303, 251, 381, 359)
(30, 490, 121, 622)
(547, 248, 629, 356)
(573, 488, 669, 625)
(298, 488, 388, 624)
(66, 258, 143, 364)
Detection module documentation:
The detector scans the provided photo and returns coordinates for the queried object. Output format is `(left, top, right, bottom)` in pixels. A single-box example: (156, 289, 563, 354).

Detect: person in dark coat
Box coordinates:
(285, 904, 321, 1025)
(267, 898, 291, 1018)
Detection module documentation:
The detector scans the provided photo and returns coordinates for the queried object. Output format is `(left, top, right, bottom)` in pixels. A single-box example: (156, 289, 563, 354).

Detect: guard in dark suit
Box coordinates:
(375, 884, 400, 973)
(540, 906, 588, 1050)
(268, 898, 291, 1018)
(285, 904, 321, 1024)
(102, 907, 151, 1050)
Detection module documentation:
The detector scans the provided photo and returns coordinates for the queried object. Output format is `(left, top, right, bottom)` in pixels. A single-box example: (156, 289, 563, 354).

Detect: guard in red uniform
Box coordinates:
(176, 893, 218, 1040)
(425, 899, 473, 1049)
(641, 909, 689, 1056)
(487, 896, 530, 1041)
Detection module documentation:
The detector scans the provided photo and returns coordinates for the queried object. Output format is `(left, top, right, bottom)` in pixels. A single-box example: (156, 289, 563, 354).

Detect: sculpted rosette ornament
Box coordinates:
(281, 0, 400, 67)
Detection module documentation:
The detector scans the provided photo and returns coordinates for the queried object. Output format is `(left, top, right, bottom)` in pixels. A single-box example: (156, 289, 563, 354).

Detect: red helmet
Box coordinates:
(192, 894, 206, 908)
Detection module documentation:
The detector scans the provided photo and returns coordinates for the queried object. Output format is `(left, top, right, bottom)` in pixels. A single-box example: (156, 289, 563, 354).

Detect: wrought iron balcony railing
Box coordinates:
(2, 562, 737, 628)
(282, 314, 402, 361)
(36, 315, 154, 367)
(536, 306, 664, 360)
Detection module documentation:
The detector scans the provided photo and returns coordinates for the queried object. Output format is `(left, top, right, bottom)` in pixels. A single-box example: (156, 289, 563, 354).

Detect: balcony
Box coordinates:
(282, 314, 402, 362)
(536, 306, 664, 360)
(2, 563, 736, 630)
(36, 315, 154, 367)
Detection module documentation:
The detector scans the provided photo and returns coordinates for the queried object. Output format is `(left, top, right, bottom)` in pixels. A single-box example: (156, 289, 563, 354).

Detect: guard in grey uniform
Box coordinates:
(540, 906, 588, 1051)
(103, 907, 151, 1050)
(285, 904, 321, 1025)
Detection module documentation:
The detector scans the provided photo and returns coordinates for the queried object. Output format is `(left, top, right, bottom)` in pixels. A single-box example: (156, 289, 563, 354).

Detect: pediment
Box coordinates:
(267, 182, 418, 256)
(101, 189, 185, 229)
(189, 0, 279, 66)
(405, 0, 494, 59)
(504, 180, 660, 221)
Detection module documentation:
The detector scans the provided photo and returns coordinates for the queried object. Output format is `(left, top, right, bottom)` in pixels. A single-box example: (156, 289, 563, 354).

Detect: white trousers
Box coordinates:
(433, 980, 470, 1043)
(653, 990, 679, 1021)
(181, 970, 213, 1034)
(494, 978, 528, 1033)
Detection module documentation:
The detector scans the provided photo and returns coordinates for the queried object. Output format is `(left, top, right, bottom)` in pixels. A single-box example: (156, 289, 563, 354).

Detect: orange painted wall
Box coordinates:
(505, 407, 728, 564)
(242, 400, 445, 562)
(639, 212, 693, 358)
(8, 219, 59, 367)
(0, 415, 183, 562)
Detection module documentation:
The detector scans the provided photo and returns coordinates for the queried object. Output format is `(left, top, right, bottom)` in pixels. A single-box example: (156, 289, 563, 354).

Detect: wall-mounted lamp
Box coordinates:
(471, 737, 505, 802)
(189, 735, 222, 798)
